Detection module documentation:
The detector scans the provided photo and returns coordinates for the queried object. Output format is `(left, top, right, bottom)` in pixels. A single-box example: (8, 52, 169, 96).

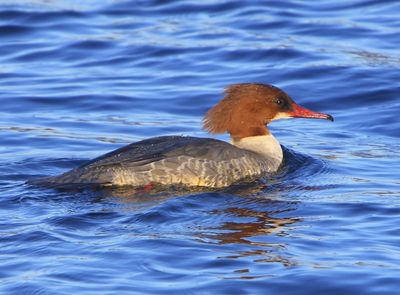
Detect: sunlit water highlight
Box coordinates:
(1, 1, 400, 294)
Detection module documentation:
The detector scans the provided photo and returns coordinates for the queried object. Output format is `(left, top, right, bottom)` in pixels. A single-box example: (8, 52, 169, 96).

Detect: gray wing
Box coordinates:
(160, 138, 272, 187)
(79, 136, 258, 168)
(80, 136, 197, 168)
(40, 136, 271, 187)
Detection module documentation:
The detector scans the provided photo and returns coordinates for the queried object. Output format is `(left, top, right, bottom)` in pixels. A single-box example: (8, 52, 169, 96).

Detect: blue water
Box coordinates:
(1, 0, 400, 294)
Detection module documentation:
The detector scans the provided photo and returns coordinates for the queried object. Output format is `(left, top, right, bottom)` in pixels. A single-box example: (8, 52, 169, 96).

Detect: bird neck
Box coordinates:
(231, 133, 283, 170)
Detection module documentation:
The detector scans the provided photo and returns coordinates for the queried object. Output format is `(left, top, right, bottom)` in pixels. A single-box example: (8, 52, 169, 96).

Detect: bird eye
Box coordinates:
(275, 99, 283, 105)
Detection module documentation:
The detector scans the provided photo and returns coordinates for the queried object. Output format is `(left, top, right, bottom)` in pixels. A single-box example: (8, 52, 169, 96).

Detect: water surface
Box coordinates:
(1, 1, 400, 294)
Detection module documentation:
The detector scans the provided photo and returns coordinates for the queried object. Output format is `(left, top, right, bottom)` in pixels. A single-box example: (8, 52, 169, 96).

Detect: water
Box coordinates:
(1, 0, 400, 294)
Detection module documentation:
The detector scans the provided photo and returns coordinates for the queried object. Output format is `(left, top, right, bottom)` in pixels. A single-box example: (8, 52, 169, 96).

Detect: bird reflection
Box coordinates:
(91, 183, 301, 270)
(199, 200, 301, 269)
(207, 206, 300, 245)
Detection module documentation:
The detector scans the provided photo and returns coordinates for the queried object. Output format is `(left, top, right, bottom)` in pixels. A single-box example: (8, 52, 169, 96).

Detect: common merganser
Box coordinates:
(29, 83, 333, 188)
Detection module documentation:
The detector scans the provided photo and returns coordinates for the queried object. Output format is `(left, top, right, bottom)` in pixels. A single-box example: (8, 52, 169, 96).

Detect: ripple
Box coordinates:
(1, 0, 400, 294)
(0, 25, 33, 37)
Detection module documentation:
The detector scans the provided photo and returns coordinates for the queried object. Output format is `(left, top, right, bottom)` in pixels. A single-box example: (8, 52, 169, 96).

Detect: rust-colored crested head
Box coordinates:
(203, 83, 333, 140)
(203, 83, 291, 139)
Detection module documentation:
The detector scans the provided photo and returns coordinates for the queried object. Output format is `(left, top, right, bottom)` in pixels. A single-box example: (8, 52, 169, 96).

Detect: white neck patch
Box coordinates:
(231, 134, 283, 171)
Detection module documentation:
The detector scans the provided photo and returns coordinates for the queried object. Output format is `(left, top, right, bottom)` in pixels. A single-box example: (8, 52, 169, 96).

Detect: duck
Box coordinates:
(28, 83, 333, 188)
